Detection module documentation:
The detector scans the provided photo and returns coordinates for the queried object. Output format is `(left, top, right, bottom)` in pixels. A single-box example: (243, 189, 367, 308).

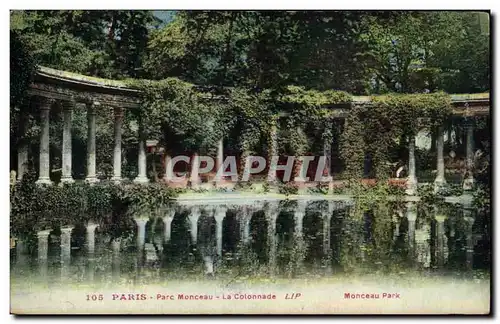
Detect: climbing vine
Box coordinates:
(341, 92, 452, 181)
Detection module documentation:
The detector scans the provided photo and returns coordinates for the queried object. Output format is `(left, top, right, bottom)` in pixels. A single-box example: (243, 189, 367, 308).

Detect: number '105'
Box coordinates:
(87, 294, 103, 301)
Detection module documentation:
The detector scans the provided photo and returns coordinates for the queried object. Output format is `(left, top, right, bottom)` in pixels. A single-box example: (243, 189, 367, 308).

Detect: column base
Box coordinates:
(85, 177, 100, 184)
(133, 176, 149, 184)
(463, 177, 474, 191)
(60, 177, 75, 184)
(110, 176, 122, 184)
(434, 177, 447, 193)
(35, 178, 53, 186)
(189, 180, 201, 189)
(406, 178, 418, 195)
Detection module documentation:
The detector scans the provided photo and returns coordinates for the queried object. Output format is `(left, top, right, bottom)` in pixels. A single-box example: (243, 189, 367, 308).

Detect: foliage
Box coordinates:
(341, 93, 452, 179)
(360, 12, 489, 94)
(10, 173, 177, 236)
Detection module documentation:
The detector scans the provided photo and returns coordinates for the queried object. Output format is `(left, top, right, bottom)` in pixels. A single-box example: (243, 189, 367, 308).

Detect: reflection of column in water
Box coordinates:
(86, 223, 98, 256)
(15, 238, 28, 268)
(406, 202, 417, 260)
(241, 205, 254, 244)
(267, 203, 279, 275)
(415, 223, 431, 268)
(112, 238, 121, 280)
(434, 213, 447, 268)
(322, 201, 334, 273)
(293, 201, 306, 268)
(163, 208, 175, 244)
(60, 227, 73, 281)
(135, 218, 148, 268)
(188, 207, 201, 246)
(214, 206, 226, 258)
(463, 209, 475, 271)
(87, 257, 96, 283)
(392, 210, 402, 241)
(37, 230, 51, 280)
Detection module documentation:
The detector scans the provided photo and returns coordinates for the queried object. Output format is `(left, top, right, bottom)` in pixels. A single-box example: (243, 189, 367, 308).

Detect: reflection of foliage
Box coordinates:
(278, 233, 308, 278)
(10, 173, 177, 236)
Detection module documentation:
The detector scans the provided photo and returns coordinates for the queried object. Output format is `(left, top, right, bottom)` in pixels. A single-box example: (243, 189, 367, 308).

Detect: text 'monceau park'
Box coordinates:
(9, 10, 491, 314)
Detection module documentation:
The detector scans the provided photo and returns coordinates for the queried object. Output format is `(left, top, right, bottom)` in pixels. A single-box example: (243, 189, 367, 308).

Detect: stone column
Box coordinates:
(37, 230, 51, 278)
(17, 106, 29, 181)
(214, 206, 226, 257)
(463, 210, 475, 270)
(463, 120, 475, 191)
(111, 107, 124, 182)
(323, 119, 334, 192)
(133, 116, 149, 183)
(86, 223, 98, 255)
(267, 117, 279, 183)
(406, 202, 417, 258)
(85, 102, 99, 183)
(190, 153, 200, 188)
(36, 98, 54, 185)
(163, 209, 176, 244)
(406, 135, 417, 195)
(60, 226, 73, 279)
(323, 137, 333, 190)
(434, 126, 447, 190)
(189, 207, 201, 245)
(434, 213, 447, 268)
(216, 137, 224, 175)
(60, 100, 75, 183)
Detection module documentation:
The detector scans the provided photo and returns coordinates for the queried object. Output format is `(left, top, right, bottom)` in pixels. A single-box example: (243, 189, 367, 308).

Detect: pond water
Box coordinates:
(10, 198, 491, 287)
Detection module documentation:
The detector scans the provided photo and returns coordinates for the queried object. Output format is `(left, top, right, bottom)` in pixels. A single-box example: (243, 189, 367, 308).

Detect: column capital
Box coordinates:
(59, 98, 76, 111)
(434, 214, 447, 223)
(37, 229, 51, 238)
(113, 106, 124, 116)
(86, 223, 99, 232)
(39, 97, 57, 110)
(85, 101, 100, 112)
(463, 216, 475, 225)
(61, 226, 74, 234)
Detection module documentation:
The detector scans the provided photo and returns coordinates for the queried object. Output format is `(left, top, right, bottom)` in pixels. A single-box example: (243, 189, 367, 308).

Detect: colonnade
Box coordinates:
(17, 96, 148, 184)
(406, 119, 476, 194)
(19, 96, 477, 190)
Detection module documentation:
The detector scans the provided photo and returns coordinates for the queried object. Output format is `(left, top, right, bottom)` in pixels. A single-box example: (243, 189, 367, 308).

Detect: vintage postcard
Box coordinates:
(9, 10, 491, 315)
